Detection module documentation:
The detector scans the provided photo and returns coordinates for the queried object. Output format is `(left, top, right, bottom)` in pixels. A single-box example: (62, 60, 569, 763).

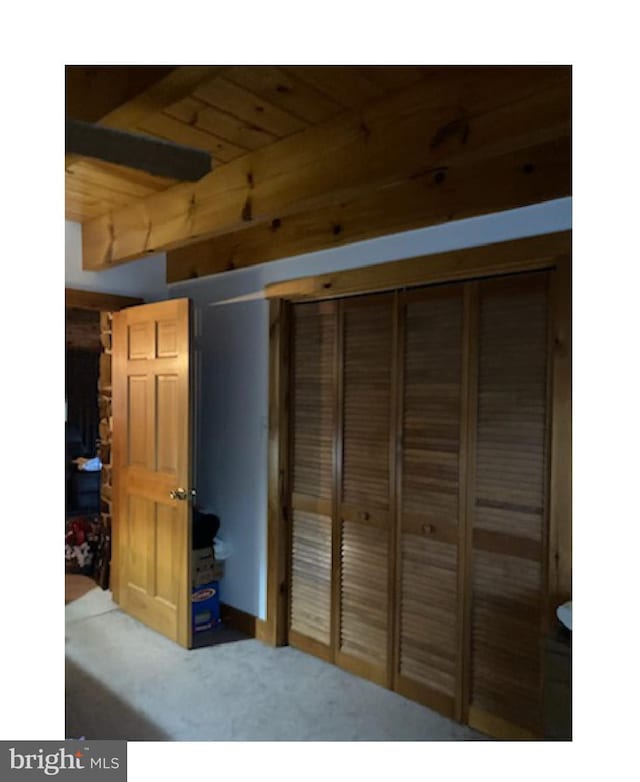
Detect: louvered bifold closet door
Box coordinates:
(468, 272, 551, 739)
(395, 285, 466, 718)
(336, 295, 395, 686)
(288, 301, 337, 660)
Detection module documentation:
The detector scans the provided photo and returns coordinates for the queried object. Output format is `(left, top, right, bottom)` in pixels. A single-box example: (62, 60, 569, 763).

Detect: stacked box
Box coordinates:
(192, 547, 225, 587)
(192, 582, 221, 633)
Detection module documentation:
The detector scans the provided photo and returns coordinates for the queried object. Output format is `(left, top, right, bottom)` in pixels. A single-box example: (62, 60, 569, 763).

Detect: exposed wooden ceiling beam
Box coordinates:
(82, 67, 571, 271)
(167, 136, 570, 282)
(66, 120, 213, 181)
(65, 66, 226, 169)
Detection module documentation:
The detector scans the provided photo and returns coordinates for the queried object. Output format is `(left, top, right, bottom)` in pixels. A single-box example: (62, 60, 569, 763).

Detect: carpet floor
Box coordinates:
(65, 588, 482, 741)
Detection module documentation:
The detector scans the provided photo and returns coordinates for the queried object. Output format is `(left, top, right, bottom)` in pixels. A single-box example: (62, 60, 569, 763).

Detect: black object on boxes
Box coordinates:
(191, 508, 225, 587)
(192, 508, 220, 549)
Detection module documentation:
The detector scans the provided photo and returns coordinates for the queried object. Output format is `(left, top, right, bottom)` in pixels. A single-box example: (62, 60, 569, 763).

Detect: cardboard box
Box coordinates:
(193, 562, 225, 586)
(192, 547, 225, 586)
(192, 581, 221, 633)
(192, 547, 214, 578)
(192, 546, 214, 564)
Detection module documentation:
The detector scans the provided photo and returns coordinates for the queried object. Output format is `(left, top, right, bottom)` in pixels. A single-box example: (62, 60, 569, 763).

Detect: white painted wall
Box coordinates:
(65, 220, 168, 301)
(170, 197, 572, 620)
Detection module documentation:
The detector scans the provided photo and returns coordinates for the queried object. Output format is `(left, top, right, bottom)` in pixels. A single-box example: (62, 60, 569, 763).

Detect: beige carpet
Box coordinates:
(66, 587, 483, 741)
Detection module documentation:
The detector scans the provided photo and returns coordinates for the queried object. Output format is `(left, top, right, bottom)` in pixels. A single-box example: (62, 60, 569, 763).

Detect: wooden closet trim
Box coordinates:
(391, 292, 405, 693)
(264, 231, 571, 302)
(388, 291, 401, 688)
(459, 282, 478, 723)
(548, 254, 572, 609)
(265, 298, 291, 646)
(331, 299, 344, 663)
(263, 232, 571, 657)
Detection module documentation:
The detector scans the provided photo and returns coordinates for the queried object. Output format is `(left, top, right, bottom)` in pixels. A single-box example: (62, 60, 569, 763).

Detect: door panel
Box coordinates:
(290, 509, 332, 646)
(288, 302, 336, 658)
(336, 296, 393, 686)
(155, 503, 181, 604)
(156, 375, 179, 473)
(112, 298, 192, 648)
(468, 273, 550, 736)
(338, 519, 389, 676)
(395, 287, 465, 717)
(127, 376, 149, 467)
(341, 299, 392, 513)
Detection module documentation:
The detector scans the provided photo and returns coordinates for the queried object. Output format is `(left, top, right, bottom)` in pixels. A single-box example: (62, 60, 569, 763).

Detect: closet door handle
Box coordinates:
(422, 523, 435, 536)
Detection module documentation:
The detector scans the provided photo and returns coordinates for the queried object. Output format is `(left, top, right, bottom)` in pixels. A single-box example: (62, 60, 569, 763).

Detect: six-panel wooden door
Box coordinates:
(287, 271, 553, 738)
(111, 298, 192, 648)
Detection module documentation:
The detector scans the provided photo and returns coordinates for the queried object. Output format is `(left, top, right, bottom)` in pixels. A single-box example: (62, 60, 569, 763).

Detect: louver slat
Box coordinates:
(469, 273, 550, 737)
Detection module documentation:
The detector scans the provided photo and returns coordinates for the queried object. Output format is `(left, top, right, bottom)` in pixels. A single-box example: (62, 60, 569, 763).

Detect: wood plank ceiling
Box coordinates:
(66, 66, 430, 223)
(66, 65, 571, 281)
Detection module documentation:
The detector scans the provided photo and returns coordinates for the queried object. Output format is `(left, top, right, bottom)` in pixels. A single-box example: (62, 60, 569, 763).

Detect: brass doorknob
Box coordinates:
(169, 488, 189, 501)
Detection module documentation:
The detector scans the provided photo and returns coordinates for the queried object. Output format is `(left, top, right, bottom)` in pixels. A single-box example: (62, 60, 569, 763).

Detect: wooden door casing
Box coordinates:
(112, 298, 192, 648)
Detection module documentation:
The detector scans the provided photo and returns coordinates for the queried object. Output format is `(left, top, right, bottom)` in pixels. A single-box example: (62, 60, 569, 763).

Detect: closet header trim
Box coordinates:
(264, 231, 571, 303)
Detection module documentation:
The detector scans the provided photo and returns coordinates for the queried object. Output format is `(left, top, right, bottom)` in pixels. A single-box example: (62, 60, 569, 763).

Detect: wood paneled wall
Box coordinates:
(66, 308, 101, 351)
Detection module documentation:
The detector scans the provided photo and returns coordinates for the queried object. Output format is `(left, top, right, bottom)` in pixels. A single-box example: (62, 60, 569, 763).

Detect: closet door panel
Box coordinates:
(291, 303, 335, 501)
(341, 299, 393, 514)
(339, 521, 389, 666)
(469, 272, 550, 737)
(395, 287, 464, 717)
(337, 296, 393, 686)
(290, 509, 332, 646)
(289, 302, 336, 657)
